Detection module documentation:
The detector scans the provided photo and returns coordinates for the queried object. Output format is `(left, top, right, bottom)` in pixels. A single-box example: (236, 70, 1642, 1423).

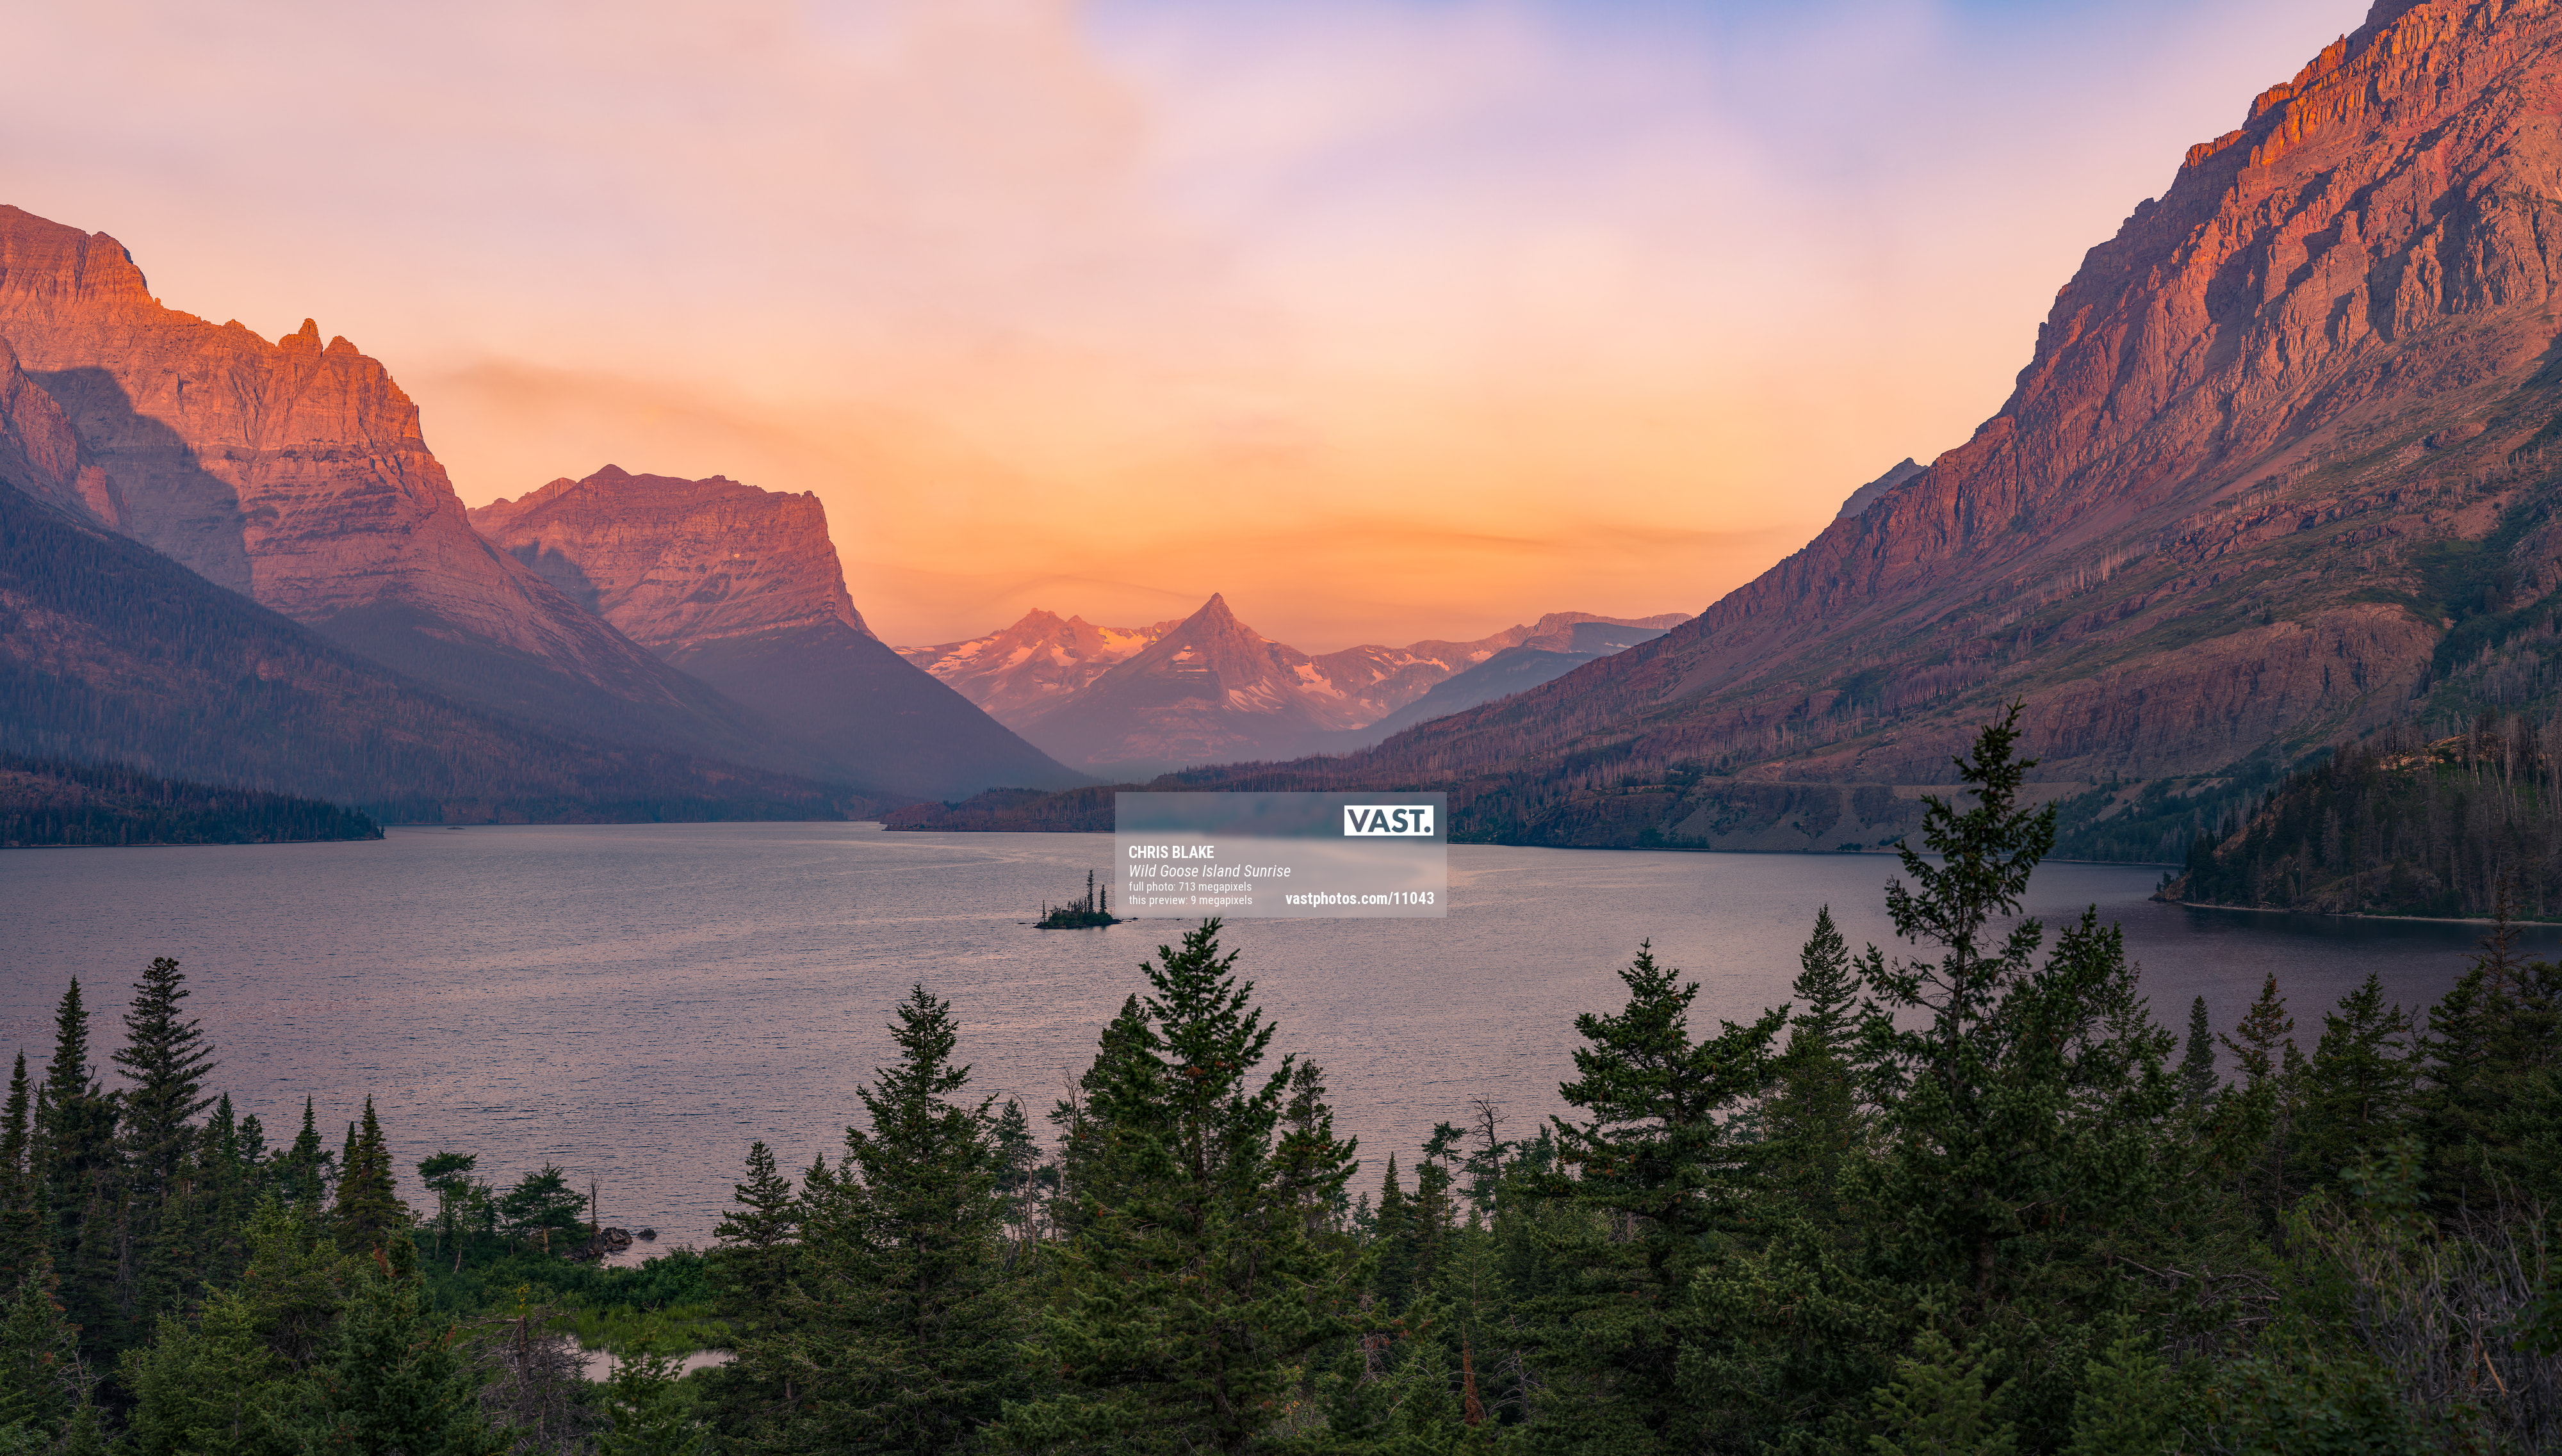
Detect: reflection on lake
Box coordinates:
(2, 825, 2531, 1247)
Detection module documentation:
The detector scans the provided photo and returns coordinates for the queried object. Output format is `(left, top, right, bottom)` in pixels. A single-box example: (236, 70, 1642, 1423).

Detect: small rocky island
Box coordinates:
(1038, 870, 1119, 929)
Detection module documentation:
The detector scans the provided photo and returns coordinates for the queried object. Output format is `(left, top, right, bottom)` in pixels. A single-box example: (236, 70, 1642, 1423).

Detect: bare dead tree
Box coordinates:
(470, 1299, 594, 1455)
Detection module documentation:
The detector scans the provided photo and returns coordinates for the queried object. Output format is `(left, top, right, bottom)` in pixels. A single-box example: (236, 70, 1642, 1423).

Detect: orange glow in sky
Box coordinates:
(4, 0, 2365, 649)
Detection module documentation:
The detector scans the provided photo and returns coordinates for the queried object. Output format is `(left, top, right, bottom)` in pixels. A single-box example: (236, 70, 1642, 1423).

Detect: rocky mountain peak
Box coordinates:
(0, 204, 717, 701)
(468, 465, 870, 651)
(0, 208, 153, 315)
(897, 608, 1178, 720)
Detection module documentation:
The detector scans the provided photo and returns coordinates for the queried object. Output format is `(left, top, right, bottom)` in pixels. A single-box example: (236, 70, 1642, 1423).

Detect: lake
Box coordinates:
(2, 824, 2536, 1248)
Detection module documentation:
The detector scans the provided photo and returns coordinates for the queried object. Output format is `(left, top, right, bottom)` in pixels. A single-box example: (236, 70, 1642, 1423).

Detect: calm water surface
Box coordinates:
(3, 825, 2540, 1247)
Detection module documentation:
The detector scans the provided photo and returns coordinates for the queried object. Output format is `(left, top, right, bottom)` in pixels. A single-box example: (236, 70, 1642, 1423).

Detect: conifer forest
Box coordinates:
(12, 713, 2562, 1453)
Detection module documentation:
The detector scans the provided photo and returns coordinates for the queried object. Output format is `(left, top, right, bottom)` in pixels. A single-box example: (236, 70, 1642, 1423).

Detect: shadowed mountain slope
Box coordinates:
(1357, 620, 1675, 741)
(1173, 0, 2562, 850)
(0, 475, 872, 825)
(0, 206, 838, 776)
(470, 467, 1085, 797)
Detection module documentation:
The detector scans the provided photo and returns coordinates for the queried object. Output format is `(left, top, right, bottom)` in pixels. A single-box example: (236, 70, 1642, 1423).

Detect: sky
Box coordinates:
(3, 0, 2369, 649)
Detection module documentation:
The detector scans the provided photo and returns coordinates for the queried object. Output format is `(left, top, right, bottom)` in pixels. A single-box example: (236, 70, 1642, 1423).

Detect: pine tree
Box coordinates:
(772, 985, 1021, 1455)
(112, 958, 215, 1210)
(598, 1342, 705, 1456)
(2221, 976, 2296, 1091)
(190, 1096, 254, 1295)
(1046, 994, 1160, 1238)
(0, 1055, 35, 1291)
(32, 983, 115, 1359)
(701, 1143, 801, 1450)
(710, 1143, 798, 1309)
(2178, 996, 2218, 1108)
(0, 1254, 101, 1447)
(989, 1100, 1049, 1254)
(1002, 919, 1365, 1455)
(1768, 908, 1865, 1213)
(1529, 939, 1786, 1447)
(113, 957, 220, 1332)
(2297, 973, 2417, 1183)
(295, 1236, 497, 1455)
(278, 1100, 329, 1215)
(416, 1152, 481, 1270)
(1790, 905, 1860, 1047)
(1852, 704, 2176, 1304)
(122, 1199, 355, 1455)
(1867, 1330, 2016, 1456)
(331, 1099, 406, 1254)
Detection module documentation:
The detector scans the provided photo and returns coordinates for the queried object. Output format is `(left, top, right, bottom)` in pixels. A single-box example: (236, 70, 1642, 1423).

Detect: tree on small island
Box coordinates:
(1038, 870, 1118, 929)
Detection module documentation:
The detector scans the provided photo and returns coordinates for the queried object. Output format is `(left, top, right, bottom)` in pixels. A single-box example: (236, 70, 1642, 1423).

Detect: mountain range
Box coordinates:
(902, 600, 1687, 773)
(14, 0, 2541, 848)
(1149, 0, 2562, 854)
(0, 206, 1072, 814)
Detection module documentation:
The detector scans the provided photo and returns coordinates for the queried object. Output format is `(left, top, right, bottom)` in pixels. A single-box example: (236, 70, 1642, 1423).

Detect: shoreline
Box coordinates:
(2158, 898, 2560, 930)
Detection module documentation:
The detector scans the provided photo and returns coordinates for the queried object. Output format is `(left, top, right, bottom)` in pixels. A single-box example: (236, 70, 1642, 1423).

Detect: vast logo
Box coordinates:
(1342, 805, 1435, 837)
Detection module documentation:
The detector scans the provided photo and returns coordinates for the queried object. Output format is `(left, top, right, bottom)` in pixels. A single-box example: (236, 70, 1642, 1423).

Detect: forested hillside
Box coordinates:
(2167, 713, 2562, 919)
(10, 715, 2562, 1452)
(0, 753, 380, 846)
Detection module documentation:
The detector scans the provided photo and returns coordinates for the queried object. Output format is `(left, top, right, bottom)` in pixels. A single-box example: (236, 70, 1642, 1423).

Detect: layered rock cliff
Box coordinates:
(1177, 0, 2562, 851)
(0, 206, 816, 773)
(470, 467, 1084, 798)
(471, 466, 871, 647)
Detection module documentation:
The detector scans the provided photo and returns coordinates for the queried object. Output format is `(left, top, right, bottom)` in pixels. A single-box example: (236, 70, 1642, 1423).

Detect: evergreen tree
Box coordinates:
(1004, 919, 1364, 1455)
(0, 1056, 35, 1291)
(1851, 704, 2176, 1305)
(31, 984, 114, 1360)
(771, 985, 1021, 1455)
(710, 1143, 798, 1311)
(1046, 994, 1160, 1238)
(2219, 974, 2301, 1220)
(701, 1143, 801, 1450)
(293, 1236, 496, 1456)
(1866, 1330, 2015, 1456)
(1372, 1156, 1414, 1314)
(1530, 940, 1786, 1448)
(122, 1199, 348, 1456)
(990, 1099, 1050, 1254)
(277, 1100, 329, 1215)
(330, 1099, 406, 1254)
(111, 958, 215, 1211)
(189, 1097, 254, 1297)
(2416, 906, 2544, 1211)
(2296, 974, 2417, 1183)
(2178, 996, 2218, 1108)
(113, 957, 219, 1332)
(598, 1342, 705, 1456)
(416, 1153, 483, 1270)
(1768, 908, 1865, 1213)
(0, 1256, 102, 1451)
(494, 1167, 586, 1254)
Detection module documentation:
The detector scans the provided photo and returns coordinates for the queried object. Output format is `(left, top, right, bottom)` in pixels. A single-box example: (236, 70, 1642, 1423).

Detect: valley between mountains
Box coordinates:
(13, 0, 2562, 884)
